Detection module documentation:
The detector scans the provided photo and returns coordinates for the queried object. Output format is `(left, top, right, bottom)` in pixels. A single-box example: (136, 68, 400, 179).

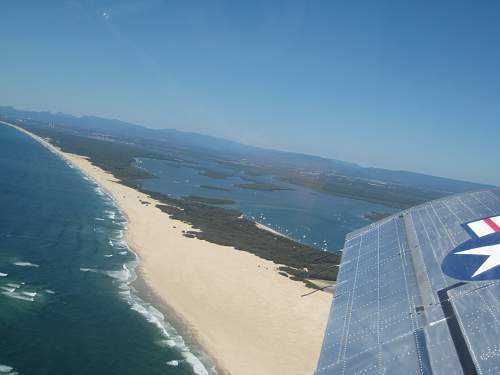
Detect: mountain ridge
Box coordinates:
(0, 105, 493, 193)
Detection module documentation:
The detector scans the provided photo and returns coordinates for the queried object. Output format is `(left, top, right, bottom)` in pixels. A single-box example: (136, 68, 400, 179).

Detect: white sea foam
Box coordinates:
(0, 365, 13, 373)
(86, 180, 213, 375)
(104, 254, 113, 258)
(12, 262, 39, 268)
(94, 187, 105, 197)
(117, 240, 128, 249)
(1, 287, 16, 293)
(104, 265, 131, 282)
(0, 364, 17, 374)
(21, 291, 37, 297)
(6, 283, 21, 289)
(0, 272, 7, 277)
(45, 289, 55, 294)
(105, 210, 116, 220)
(108, 236, 127, 250)
(80, 265, 130, 282)
(95, 217, 105, 221)
(162, 339, 177, 348)
(106, 256, 212, 375)
(1, 291, 34, 302)
(122, 283, 210, 375)
(166, 360, 179, 366)
(184, 353, 210, 375)
(79, 268, 99, 273)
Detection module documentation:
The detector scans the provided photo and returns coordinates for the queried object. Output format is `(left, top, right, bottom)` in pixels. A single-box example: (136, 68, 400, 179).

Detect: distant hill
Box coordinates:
(0, 105, 492, 194)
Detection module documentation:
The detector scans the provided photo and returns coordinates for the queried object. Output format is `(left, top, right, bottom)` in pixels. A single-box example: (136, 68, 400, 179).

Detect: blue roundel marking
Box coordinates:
(442, 232, 500, 281)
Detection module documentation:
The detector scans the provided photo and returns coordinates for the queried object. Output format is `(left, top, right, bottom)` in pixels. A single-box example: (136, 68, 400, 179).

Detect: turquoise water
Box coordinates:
(138, 158, 397, 251)
(0, 126, 213, 375)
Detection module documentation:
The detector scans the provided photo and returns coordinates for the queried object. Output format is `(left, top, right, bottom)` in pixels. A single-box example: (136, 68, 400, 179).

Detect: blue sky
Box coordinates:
(1, 1, 499, 185)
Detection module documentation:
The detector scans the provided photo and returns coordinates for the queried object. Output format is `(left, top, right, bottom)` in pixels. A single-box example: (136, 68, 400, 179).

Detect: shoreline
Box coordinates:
(4, 122, 332, 375)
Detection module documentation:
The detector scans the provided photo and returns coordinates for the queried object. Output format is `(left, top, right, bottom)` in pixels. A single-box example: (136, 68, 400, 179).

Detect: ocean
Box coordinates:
(0, 125, 213, 374)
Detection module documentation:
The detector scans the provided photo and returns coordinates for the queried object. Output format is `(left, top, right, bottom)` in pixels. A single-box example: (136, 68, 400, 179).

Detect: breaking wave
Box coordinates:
(86, 192, 215, 375)
(0, 281, 39, 302)
(12, 262, 39, 268)
(0, 364, 18, 375)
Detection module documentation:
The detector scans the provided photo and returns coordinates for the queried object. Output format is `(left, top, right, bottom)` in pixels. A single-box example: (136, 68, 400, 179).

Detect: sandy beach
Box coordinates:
(5, 122, 333, 375)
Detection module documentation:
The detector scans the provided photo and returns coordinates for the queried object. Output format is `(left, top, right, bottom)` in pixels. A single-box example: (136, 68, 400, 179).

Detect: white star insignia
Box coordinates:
(456, 243, 500, 277)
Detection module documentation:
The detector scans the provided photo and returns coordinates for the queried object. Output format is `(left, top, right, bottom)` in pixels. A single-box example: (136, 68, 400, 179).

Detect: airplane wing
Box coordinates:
(316, 189, 500, 375)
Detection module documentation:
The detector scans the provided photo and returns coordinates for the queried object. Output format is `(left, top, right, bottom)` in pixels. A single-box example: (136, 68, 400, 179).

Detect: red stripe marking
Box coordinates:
(484, 218, 500, 232)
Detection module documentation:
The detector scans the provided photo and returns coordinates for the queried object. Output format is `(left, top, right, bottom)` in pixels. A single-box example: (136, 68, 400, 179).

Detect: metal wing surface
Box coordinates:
(316, 189, 500, 375)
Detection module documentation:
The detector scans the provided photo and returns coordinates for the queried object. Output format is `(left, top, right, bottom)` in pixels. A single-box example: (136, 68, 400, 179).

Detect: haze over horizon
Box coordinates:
(1, 1, 499, 185)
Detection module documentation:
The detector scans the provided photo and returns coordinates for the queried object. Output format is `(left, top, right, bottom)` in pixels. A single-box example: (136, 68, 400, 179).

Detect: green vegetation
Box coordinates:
(150, 191, 340, 281)
(236, 183, 292, 191)
(184, 195, 235, 205)
(16, 122, 170, 189)
(217, 160, 442, 209)
(280, 174, 442, 209)
(200, 185, 231, 192)
(364, 212, 392, 222)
